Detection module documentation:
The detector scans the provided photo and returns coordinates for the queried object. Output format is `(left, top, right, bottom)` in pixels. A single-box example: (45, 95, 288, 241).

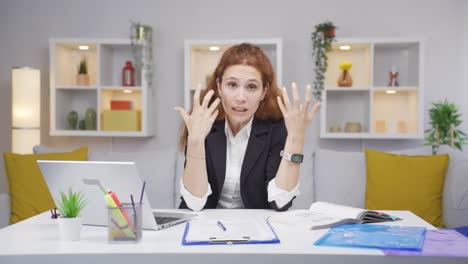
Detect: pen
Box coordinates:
(50, 208, 58, 219)
(217, 220, 227, 231)
(130, 194, 136, 212)
(130, 195, 137, 233)
(139, 181, 146, 204)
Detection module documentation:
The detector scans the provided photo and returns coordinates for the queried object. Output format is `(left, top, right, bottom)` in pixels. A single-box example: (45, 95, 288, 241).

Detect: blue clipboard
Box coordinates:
(181, 219, 280, 245)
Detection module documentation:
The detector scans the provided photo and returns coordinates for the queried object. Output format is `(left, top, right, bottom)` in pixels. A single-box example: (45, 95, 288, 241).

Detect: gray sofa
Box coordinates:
(0, 145, 467, 229)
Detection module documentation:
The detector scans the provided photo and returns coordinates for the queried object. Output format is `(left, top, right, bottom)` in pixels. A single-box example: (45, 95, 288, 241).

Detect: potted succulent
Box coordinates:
(425, 100, 468, 155)
(311, 21, 337, 101)
(76, 57, 90, 86)
(56, 188, 86, 241)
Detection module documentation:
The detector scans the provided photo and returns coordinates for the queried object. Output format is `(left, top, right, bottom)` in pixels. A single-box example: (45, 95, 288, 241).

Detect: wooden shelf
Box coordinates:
(320, 38, 423, 139)
(321, 132, 422, 139)
(325, 86, 370, 91)
(49, 38, 154, 137)
(326, 42, 372, 88)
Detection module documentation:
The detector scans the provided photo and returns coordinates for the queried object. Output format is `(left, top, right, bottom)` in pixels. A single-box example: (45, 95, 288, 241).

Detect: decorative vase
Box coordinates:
(122, 61, 135, 86)
(67, 111, 79, 130)
(85, 108, 96, 130)
(329, 125, 342, 133)
(58, 216, 82, 241)
(76, 74, 90, 86)
(337, 69, 353, 87)
(345, 122, 362, 133)
(79, 119, 86, 130)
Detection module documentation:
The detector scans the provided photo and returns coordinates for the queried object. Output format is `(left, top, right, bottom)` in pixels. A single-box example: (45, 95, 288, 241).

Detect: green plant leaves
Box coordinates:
(311, 21, 337, 101)
(57, 187, 86, 218)
(425, 99, 468, 154)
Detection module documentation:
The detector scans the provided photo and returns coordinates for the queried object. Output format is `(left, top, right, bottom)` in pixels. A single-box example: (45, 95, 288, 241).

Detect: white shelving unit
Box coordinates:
(320, 38, 424, 139)
(184, 38, 282, 110)
(49, 38, 154, 137)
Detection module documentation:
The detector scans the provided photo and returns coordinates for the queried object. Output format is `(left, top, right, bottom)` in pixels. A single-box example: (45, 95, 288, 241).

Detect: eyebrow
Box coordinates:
(225, 77, 261, 84)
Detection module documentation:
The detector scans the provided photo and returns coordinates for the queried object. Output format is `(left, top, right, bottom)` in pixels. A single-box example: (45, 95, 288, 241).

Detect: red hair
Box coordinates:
(179, 43, 283, 150)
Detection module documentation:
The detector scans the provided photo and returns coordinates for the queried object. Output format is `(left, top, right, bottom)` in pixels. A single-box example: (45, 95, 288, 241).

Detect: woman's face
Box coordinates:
(217, 64, 267, 131)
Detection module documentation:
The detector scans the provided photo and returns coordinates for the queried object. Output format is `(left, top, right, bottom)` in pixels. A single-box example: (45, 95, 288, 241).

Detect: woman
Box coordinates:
(175, 43, 320, 211)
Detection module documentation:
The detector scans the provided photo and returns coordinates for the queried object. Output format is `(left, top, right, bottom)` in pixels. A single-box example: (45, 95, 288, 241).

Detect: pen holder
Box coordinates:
(107, 203, 142, 243)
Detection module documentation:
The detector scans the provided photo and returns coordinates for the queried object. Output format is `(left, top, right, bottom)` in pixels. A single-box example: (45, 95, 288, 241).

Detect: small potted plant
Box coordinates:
(425, 100, 468, 154)
(311, 21, 337, 101)
(56, 188, 86, 241)
(76, 56, 90, 86)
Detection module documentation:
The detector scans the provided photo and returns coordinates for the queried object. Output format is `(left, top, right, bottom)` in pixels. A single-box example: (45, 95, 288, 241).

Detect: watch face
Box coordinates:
(291, 154, 304, 163)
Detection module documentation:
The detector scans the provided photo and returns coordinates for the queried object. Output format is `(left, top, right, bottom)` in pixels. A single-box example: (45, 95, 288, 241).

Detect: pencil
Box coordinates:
(139, 181, 146, 204)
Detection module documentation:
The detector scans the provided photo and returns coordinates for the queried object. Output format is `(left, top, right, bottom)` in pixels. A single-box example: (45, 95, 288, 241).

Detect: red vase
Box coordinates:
(122, 61, 135, 86)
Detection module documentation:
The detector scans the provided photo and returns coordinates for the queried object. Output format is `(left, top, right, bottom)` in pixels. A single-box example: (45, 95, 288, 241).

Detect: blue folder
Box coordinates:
(314, 224, 426, 251)
(181, 219, 280, 245)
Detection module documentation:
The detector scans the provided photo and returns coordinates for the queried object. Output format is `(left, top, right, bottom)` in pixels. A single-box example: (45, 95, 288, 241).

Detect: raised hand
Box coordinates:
(174, 86, 220, 141)
(276, 82, 321, 137)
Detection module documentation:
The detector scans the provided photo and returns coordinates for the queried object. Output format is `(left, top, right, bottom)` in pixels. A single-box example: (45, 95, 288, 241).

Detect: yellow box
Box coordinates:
(102, 110, 141, 131)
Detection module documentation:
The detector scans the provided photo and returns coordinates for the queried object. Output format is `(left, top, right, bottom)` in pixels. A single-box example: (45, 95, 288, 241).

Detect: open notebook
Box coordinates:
(182, 217, 279, 245)
(269, 201, 400, 230)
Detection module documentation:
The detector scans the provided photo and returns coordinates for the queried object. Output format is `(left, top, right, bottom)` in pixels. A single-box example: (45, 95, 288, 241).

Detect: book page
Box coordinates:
(268, 209, 355, 230)
(185, 217, 276, 242)
(309, 201, 366, 220)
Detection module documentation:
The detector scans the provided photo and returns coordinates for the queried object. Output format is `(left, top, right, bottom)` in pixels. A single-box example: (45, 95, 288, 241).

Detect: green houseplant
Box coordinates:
(311, 21, 337, 101)
(76, 56, 90, 86)
(425, 100, 468, 155)
(57, 188, 86, 241)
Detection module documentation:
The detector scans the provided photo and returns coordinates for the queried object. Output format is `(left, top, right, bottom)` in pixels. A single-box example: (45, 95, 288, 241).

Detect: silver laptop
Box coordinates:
(37, 160, 196, 230)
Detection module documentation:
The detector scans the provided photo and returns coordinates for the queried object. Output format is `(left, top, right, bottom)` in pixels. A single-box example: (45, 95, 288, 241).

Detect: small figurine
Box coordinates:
(388, 66, 399, 87)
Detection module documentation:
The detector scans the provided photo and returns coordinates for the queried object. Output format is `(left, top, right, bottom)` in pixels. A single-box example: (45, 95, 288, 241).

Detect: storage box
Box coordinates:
(110, 100, 132, 110)
(102, 110, 141, 131)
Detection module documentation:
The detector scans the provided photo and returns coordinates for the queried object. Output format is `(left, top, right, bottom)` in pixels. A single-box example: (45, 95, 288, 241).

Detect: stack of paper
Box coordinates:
(182, 217, 279, 245)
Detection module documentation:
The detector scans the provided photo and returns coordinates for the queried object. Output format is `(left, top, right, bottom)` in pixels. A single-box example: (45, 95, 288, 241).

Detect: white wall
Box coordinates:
(463, 0, 468, 135)
(0, 0, 467, 194)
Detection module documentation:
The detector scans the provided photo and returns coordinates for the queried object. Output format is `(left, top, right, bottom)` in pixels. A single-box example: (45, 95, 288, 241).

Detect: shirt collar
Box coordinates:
(224, 117, 253, 142)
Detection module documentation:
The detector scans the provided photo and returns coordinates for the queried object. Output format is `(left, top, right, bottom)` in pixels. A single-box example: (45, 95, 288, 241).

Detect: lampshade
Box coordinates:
(11, 67, 40, 154)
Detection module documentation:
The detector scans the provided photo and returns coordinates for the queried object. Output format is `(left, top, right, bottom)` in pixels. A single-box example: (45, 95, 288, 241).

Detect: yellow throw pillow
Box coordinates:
(365, 148, 449, 227)
(3, 147, 88, 224)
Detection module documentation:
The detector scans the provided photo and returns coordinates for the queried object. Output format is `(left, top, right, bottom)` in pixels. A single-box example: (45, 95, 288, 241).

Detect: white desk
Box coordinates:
(0, 209, 466, 264)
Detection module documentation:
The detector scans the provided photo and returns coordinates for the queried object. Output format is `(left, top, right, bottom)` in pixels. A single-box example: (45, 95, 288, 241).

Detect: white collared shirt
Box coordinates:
(217, 117, 253, 209)
(180, 118, 300, 211)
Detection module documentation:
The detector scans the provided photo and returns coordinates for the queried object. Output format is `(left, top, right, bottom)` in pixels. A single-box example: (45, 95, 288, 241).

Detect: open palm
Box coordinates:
(276, 83, 321, 136)
(174, 86, 220, 141)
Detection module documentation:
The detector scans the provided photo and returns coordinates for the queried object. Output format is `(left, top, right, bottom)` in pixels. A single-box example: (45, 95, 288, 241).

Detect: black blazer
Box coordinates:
(179, 117, 294, 211)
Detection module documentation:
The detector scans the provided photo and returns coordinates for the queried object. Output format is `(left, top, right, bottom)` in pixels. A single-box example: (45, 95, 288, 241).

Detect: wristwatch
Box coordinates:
(280, 150, 304, 163)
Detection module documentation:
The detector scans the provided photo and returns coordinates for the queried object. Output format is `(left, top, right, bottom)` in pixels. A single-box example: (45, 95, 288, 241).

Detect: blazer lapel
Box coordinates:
(206, 120, 227, 194)
(240, 118, 268, 185)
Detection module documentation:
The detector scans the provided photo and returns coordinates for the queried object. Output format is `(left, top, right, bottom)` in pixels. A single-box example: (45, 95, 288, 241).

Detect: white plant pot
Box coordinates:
(58, 216, 82, 241)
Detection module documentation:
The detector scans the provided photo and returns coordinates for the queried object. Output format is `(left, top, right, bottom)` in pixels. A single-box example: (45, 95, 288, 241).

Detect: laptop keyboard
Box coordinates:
(155, 216, 180, 225)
